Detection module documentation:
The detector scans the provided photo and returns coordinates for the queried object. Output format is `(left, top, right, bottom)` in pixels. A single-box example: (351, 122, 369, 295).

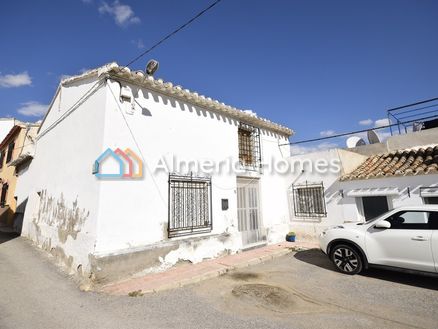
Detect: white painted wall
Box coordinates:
(0, 118, 15, 143)
(340, 174, 438, 221)
(94, 79, 291, 262)
(286, 148, 438, 239)
(17, 76, 107, 273)
(286, 149, 348, 239)
(18, 74, 292, 273)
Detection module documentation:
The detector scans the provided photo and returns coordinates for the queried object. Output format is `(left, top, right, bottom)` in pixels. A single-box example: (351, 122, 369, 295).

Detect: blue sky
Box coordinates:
(1, 0, 437, 151)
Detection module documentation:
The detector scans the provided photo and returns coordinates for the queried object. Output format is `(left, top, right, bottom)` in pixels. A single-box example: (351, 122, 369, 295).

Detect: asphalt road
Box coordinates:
(1, 232, 437, 329)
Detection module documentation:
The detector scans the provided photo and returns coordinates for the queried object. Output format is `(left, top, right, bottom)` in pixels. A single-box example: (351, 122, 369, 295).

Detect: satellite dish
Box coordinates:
(367, 130, 381, 144)
(346, 136, 366, 148)
(146, 59, 159, 76)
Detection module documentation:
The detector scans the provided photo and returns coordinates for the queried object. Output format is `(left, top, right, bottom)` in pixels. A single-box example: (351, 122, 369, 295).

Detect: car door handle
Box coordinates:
(411, 236, 428, 241)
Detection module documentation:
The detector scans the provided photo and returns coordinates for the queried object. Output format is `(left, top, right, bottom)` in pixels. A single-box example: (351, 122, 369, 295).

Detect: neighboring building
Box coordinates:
(0, 122, 39, 230)
(340, 145, 438, 219)
(17, 63, 293, 281)
(287, 128, 438, 239)
(0, 118, 16, 143)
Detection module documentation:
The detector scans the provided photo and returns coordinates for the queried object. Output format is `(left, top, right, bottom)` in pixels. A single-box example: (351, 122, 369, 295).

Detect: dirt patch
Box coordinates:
(231, 283, 324, 314)
(128, 290, 144, 297)
(232, 284, 293, 311)
(229, 272, 260, 281)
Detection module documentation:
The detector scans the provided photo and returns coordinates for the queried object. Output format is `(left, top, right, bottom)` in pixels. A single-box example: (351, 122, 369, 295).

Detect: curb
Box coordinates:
(101, 242, 319, 296)
(117, 246, 294, 296)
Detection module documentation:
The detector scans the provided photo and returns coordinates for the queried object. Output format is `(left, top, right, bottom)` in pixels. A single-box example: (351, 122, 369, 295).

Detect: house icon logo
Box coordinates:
(93, 148, 143, 179)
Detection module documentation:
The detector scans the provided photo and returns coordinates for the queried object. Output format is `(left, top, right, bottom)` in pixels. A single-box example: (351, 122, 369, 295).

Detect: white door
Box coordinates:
(366, 210, 435, 272)
(237, 178, 265, 247)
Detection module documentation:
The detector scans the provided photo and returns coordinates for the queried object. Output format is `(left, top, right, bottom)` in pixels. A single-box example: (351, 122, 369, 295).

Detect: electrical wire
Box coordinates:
(107, 82, 167, 207)
(123, 0, 223, 69)
(281, 113, 438, 146)
(37, 1, 224, 140)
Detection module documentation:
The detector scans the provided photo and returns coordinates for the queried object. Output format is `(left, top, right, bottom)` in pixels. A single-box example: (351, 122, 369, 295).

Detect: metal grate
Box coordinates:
(292, 182, 327, 218)
(238, 122, 261, 171)
(168, 173, 212, 238)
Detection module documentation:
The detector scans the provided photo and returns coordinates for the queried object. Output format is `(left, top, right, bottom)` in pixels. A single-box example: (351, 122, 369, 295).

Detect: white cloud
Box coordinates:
(17, 101, 48, 117)
(99, 1, 140, 26)
(0, 72, 32, 88)
(131, 38, 145, 49)
(290, 142, 338, 155)
(359, 119, 373, 126)
(320, 130, 335, 137)
(374, 118, 390, 128)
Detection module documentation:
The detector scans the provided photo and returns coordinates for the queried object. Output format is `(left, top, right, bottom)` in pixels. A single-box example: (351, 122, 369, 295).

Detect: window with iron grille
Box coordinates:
(238, 123, 261, 171)
(168, 173, 212, 238)
(292, 182, 327, 217)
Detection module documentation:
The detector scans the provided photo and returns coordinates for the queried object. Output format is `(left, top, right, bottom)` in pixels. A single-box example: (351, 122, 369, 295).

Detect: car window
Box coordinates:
(386, 211, 431, 229)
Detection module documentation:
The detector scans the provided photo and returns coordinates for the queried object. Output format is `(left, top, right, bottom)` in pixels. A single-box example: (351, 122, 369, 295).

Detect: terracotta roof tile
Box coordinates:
(341, 145, 438, 181)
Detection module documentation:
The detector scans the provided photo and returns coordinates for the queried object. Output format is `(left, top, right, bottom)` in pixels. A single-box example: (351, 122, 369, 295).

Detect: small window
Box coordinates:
(424, 197, 438, 205)
(0, 151, 4, 169)
(362, 196, 389, 221)
(292, 182, 326, 218)
(6, 142, 14, 163)
(420, 187, 438, 204)
(168, 174, 212, 238)
(0, 183, 8, 207)
(386, 211, 436, 230)
(238, 123, 261, 171)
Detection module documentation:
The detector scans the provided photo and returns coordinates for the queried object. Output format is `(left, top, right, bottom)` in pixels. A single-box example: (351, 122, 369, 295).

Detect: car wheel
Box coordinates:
(330, 244, 363, 274)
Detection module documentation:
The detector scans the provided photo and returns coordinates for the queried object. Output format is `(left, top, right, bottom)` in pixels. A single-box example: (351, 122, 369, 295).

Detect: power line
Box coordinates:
(37, 1, 224, 140)
(281, 113, 438, 146)
(107, 83, 168, 207)
(123, 0, 224, 69)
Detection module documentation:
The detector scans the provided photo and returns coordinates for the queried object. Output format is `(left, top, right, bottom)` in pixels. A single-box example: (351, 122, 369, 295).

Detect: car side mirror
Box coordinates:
(375, 220, 391, 229)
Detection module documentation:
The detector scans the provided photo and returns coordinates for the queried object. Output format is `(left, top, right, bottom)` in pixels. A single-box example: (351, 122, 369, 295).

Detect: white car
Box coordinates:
(319, 205, 438, 274)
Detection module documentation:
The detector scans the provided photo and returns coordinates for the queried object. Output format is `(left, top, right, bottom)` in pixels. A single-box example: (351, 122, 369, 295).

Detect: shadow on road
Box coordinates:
(0, 231, 19, 244)
(294, 249, 438, 291)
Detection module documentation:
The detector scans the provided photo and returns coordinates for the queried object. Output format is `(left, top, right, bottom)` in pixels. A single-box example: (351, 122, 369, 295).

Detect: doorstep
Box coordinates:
(100, 240, 319, 296)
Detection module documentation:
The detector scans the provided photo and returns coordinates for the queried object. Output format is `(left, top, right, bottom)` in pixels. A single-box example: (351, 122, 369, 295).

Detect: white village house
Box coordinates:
(287, 128, 438, 239)
(15, 62, 293, 281)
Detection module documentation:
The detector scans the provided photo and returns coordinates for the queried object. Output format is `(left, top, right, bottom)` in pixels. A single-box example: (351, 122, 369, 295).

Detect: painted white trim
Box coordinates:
(420, 187, 438, 197)
(347, 187, 400, 197)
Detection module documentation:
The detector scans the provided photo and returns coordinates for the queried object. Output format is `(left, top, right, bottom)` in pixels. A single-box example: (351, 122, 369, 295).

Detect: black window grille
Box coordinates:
(168, 173, 212, 238)
(292, 182, 327, 218)
(238, 122, 261, 171)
